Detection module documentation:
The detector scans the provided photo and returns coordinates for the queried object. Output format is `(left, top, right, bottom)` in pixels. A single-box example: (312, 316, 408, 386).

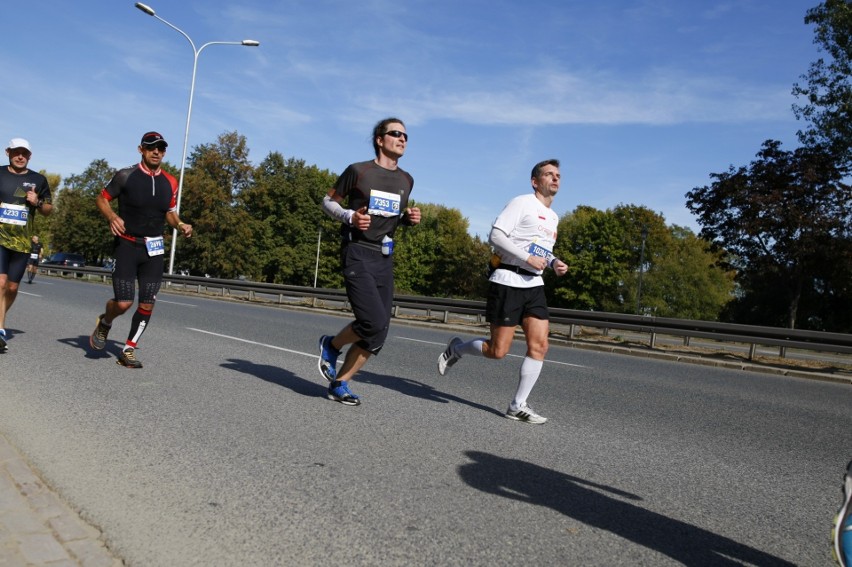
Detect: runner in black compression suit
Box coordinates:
(89, 132, 193, 368)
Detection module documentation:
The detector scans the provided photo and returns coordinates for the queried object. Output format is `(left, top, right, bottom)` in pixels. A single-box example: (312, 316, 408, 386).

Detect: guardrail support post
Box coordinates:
(748, 344, 756, 360)
(650, 332, 656, 348)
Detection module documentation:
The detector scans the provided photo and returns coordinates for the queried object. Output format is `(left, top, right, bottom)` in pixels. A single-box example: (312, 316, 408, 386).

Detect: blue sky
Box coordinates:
(4, 1, 820, 238)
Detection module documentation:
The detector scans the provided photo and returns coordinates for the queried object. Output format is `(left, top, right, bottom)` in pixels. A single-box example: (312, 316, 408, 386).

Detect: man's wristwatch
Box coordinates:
(36, 199, 44, 209)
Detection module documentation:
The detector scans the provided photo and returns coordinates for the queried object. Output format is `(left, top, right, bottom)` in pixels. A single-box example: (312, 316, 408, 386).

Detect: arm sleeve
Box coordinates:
(488, 226, 529, 264)
(322, 194, 353, 225)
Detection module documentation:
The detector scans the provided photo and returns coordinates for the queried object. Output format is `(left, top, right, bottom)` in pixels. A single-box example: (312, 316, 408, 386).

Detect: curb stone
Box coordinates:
(0, 433, 123, 567)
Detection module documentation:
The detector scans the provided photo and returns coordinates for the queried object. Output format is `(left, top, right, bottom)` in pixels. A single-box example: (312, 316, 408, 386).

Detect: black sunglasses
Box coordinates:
(384, 130, 408, 141)
(143, 144, 167, 152)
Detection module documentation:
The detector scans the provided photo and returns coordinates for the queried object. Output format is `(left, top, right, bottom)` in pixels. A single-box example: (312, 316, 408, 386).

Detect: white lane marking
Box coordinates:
(188, 328, 314, 358)
(18, 291, 42, 297)
(157, 299, 197, 307)
(397, 336, 589, 368)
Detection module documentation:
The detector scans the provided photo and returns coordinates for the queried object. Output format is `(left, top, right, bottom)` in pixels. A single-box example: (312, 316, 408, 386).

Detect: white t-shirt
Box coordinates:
(489, 193, 559, 289)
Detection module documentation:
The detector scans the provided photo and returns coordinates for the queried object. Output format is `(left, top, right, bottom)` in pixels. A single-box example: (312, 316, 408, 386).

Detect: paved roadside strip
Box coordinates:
(560, 339, 852, 385)
(0, 433, 123, 567)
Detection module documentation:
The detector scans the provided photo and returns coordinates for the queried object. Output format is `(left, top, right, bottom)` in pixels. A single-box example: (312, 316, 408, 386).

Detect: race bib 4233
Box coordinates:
(0, 203, 28, 226)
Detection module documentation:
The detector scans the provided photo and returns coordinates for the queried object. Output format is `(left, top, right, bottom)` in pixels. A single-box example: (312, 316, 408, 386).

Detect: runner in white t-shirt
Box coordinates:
(437, 159, 569, 424)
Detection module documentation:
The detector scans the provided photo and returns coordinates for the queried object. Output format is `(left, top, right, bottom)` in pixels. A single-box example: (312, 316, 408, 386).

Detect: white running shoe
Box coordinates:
(437, 337, 462, 376)
(505, 403, 547, 424)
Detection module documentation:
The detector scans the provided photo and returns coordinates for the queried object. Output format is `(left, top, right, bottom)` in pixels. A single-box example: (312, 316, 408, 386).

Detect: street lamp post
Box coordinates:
(636, 226, 649, 315)
(313, 227, 322, 288)
(134, 3, 259, 275)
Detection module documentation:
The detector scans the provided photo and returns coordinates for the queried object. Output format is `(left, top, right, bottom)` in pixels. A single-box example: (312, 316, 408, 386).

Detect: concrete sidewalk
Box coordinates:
(0, 434, 123, 567)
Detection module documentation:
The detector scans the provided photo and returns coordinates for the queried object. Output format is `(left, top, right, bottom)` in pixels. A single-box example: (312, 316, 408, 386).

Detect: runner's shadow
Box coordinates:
(459, 451, 795, 567)
(221, 358, 325, 398)
(358, 371, 503, 417)
(58, 335, 114, 360)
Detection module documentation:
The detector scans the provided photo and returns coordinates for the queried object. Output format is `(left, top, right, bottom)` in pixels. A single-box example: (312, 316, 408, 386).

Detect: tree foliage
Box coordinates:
(49, 159, 115, 264)
(549, 204, 733, 320)
(242, 152, 339, 286)
(393, 203, 489, 298)
(792, 0, 852, 168)
(685, 140, 852, 330)
(550, 206, 630, 311)
(176, 132, 260, 278)
(31, 171, 61, 248)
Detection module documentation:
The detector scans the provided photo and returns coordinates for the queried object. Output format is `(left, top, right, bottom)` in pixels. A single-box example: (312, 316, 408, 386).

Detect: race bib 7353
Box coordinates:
(367, 190, 401, 217)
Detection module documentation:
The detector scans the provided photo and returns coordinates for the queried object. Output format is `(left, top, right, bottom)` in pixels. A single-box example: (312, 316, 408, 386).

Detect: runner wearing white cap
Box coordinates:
(0, 138, 53, 352)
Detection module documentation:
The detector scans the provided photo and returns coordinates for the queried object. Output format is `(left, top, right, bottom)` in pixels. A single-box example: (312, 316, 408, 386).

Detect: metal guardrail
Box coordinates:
(44, 266, 852, 360)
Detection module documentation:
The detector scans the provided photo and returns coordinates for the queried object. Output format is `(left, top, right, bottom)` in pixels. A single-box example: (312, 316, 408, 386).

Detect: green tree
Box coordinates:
(639, 226, 735, 320)
(176, 132, 261, 278)
(550, 206, 629, 311)
(686, 140, 852, 330)
(49, 159, 115, 263)
(242, 152, 339, 285)
(792, 0, 852, 168)
(32, 171, 61, 249)
(393, 203, 489, 297)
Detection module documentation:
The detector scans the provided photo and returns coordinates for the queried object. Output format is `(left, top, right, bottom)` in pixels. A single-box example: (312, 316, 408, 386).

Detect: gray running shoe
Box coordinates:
(90, 314, 111, 350)
(437, 337, 463, 376)
(117, 348, 143, 369)
(505, 403, 547, 424)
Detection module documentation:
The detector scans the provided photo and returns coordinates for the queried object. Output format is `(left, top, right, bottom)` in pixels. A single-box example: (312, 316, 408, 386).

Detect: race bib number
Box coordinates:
(29, 253, 39, 260)
(145, 236, 165, 257)
(367, 190, 401, 217)
(0, 203, 28, 226)
(527, 242, 552, 259)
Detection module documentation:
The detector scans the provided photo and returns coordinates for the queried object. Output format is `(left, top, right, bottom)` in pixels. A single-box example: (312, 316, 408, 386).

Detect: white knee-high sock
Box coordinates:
(511, 356, 543, 410)
(457, 338, 486, 357)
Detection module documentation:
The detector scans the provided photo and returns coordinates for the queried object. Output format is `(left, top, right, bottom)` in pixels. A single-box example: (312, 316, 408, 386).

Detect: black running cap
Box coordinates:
(140, 132, 168, 147)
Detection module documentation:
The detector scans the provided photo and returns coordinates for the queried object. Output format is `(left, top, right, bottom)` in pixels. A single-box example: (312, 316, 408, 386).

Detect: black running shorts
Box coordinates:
(485, 282, 549, 327)
(111, 237, 165, 303)
(342, 242, 394, 355)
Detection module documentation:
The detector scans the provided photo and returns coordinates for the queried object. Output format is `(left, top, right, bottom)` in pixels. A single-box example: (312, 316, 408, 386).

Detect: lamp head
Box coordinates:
(242, 40, 260, 46)
(135, 2, 156, 16)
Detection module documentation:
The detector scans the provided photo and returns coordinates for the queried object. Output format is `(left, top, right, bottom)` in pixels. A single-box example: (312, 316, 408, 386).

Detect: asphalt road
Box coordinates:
(1, 276, 850, 566)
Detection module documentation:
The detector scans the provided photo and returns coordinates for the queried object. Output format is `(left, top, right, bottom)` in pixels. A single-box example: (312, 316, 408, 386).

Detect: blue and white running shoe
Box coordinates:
(317, 335, 339, 382)
(327, 380, 360, 406)
(834, 460, 852, 567)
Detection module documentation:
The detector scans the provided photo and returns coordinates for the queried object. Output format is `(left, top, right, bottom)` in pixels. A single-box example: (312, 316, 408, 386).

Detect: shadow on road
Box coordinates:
(219, 358, 502, 417)
(458, 451, 795, 567)
(221, 358, 325, 398)
(358, 371, 503, 417)
(58, 335, 115, 360)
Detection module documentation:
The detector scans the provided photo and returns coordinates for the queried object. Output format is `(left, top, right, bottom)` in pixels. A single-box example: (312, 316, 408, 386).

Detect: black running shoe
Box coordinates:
(117, 348, 143, 369)
(90, 314, 111, 350)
